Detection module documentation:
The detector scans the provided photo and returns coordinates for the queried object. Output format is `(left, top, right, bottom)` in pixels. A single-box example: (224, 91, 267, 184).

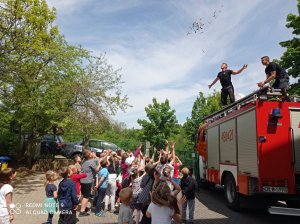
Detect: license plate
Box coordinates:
(262, 186, 288, 193)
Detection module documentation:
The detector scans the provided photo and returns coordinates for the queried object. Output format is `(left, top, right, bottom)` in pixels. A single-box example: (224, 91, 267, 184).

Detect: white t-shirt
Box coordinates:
(0, 184, 13, 217)
(147, 202, 174, 224)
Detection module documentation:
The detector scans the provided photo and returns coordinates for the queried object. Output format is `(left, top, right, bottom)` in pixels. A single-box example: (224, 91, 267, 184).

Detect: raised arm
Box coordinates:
(232, 64, 248, 75)
(150, 147, 157, 163)
(208, 77, 219, 89)
(165, 140, 169, 153)
(170, 142, 176, 164)
(176, 156, 183, 166)
(133, 144, 143, 157)
(152, 149, 162, 166)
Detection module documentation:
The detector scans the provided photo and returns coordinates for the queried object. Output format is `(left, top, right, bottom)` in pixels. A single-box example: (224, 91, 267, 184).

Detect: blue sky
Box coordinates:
(47, 0, 298, 128)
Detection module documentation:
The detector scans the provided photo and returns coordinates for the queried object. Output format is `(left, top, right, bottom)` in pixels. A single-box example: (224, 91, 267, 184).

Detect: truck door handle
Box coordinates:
(290, 127, 296, 165)
(225, 160, 230, 163)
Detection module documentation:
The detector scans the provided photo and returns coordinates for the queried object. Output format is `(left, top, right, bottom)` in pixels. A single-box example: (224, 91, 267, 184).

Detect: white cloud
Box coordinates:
(47, 0, 91, 16)
(45, 0, 296, 128)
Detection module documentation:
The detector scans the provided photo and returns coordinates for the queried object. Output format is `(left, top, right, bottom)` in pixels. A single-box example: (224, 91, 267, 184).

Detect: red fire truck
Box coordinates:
(196, 88, 300, 216)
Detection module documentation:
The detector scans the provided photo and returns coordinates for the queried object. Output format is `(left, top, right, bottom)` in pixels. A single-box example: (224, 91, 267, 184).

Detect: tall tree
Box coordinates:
(279, 0, 300, 94)
(138, 98, 178, 149)
(60, 55, 129, 144)
(0, 0, 128, 162)
(184, 91, 221, 149)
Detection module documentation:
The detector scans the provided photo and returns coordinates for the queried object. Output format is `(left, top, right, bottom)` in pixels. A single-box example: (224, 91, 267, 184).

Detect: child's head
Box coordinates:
(130, 167, 139, 180)
(117, 149, 124, 157)
(148, 167, 157, 180)
(121, 152, 129, 163)
(68, 165, 77, 175)
(144, 157, 150, 165)
(152, 181, 180, 214)
(83, 149, 92, 160)
(181, 167, 190, 177)
(145, 164, 152, 174)
(91, 151, 97, 158)
(119, 187, 132, 205)
(59, 166, 72, 179)
(0, 168, 16, 186)
(74, 155, 82, 164)
(162, 166, 171, 178)
(45, 170, 58, 184)
(100, 159, 107, 168)
(160, 154, 168, 165)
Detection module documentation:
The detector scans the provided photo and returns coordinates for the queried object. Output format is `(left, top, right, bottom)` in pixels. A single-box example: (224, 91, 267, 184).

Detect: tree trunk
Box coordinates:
(83, 133, 90, 148)
(17, 124, 24, 158)
(25, 133, 39, 168)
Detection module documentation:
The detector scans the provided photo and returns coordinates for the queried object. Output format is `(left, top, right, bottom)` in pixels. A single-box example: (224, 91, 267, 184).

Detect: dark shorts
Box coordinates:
(81, 183, 92, 199)
(58, 210, 76, 224)
(130, 196, 142, 210)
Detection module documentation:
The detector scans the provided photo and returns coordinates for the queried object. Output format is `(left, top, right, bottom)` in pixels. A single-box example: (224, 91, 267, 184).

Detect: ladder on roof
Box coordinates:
(204, 86, 283, 123)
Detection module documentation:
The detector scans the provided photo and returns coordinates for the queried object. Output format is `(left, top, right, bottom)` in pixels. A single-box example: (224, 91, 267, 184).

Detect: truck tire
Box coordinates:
(224, 173, 240, 210)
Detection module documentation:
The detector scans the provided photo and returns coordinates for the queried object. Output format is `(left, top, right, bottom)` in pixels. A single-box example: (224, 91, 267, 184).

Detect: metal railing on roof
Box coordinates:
(203, 86, 287, 124)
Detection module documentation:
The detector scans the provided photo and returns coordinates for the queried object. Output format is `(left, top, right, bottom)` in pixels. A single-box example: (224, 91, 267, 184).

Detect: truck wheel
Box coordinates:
(224, 173, 240, 210)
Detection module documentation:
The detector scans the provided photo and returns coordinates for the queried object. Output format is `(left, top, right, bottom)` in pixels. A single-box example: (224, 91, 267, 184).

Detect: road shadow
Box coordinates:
(13, 171, 45, 195)
(196, 188, 299, 224)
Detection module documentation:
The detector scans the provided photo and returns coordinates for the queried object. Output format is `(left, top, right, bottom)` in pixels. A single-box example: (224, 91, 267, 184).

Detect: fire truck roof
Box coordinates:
(203, 86, 299, 124)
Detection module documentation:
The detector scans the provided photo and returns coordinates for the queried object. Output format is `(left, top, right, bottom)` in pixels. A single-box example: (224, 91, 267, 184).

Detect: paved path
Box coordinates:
(12, 172, 299, 224)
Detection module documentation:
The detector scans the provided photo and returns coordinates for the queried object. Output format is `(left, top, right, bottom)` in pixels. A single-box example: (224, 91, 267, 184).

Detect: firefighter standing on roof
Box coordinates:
(258, 56, 290, 90)
(208, 63, 248, 105)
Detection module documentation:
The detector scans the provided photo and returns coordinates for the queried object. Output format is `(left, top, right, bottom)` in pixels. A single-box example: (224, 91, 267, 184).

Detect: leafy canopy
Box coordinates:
(138, 98, 178, 149)
(279, 0, 300, 94)
(184, 91, 221, 148)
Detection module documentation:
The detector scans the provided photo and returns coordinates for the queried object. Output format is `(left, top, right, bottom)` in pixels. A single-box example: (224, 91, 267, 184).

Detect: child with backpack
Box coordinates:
(58, 167, 79, 224)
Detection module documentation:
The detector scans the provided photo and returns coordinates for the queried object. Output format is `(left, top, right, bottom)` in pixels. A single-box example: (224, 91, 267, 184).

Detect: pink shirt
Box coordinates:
(121, 162, 129, 180)
(173, 163, 180, 178)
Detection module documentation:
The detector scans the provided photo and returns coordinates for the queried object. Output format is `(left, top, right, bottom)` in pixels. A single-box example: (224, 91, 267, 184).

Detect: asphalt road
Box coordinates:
(197, 187, 300, 224)
(12, 172, 300, 224)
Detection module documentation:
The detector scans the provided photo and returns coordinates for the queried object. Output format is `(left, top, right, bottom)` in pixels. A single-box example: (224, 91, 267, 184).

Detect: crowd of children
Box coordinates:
(0, 140, 197, 224)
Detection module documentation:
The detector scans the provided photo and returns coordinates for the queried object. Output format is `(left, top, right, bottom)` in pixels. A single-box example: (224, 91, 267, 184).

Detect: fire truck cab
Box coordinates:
(196, 88, 300, 216)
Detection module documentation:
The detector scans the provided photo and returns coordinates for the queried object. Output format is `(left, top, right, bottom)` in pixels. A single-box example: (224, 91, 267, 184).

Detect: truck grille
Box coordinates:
(248, 177, 258, 195)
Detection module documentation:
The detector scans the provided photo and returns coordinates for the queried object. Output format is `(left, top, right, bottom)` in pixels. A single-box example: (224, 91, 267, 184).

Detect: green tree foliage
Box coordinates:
(184, 91, 221, 149)
(279, 0, 300, 94)
(170, 124, 190, 151)
(60, 55, 129, 143)
(0, 0, 128, 161)
(138, 98, 178, 149)
(96, 123, 142, 151)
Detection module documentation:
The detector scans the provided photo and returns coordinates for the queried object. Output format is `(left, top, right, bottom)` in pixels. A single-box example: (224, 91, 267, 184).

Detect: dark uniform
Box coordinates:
(265, 62, 289, 89)
(217, 69, 234, 105)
